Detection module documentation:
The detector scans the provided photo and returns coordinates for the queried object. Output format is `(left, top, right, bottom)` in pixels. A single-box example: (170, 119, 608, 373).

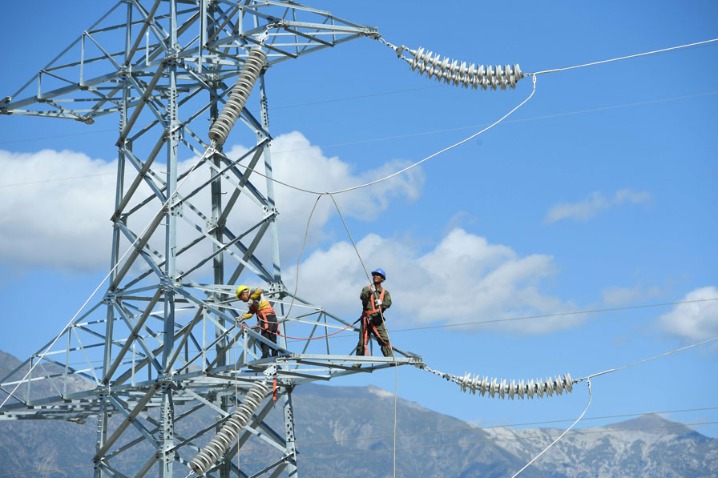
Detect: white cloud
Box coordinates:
(287, 228, 580, 335)
(229, 131, 423, 242)
(0, 132, 423, 274)
(214, 132, 423, 273)
(658, 286, 718, 341)
(545, 189, 651, 223)
(0, 149, 116, 270)
(0, 138, 583, 338)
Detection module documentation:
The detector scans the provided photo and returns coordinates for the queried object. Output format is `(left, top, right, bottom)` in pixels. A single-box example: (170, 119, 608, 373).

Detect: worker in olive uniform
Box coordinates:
(355, 268, 393, 358)
(236, 285, 279, 359)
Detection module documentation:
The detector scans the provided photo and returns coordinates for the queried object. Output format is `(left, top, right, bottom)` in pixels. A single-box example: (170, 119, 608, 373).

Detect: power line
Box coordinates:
(293, 296, 718, 341)
(0, 172, 114, 189)
(1, 13, 716, 478)
(2, 87, 715, 190)
(390, 297, 718, 333)
(533, 38, 718, 76)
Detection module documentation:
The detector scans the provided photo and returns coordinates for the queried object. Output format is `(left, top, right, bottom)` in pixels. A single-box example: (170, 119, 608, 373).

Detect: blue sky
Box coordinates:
(1, 0, 717, 444)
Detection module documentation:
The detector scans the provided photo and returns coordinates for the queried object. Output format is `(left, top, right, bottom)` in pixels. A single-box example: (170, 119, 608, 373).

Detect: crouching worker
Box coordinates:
(236, 285, 279, 359)
(355, 268, 393, 359)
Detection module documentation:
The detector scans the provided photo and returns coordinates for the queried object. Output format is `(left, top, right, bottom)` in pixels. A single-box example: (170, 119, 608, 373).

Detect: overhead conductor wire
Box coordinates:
(207, 35, 718, 475)
(533, 37, 718, 76)
(3, 24, 716, 473)
(223, 35, 718, 334)
(242, 36, 718, 198)
(460, 334, 718, 477)
(514, 336, 718, 476)
(268, 35, 718, 475)
(510, 379, 593, 478)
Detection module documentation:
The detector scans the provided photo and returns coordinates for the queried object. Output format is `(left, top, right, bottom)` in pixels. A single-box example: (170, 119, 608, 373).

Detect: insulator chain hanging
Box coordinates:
(208, 46, 268, 146)
(404, 47, 524, 90)
(189, 381, 270, 476)
(423, 365, 574, 400)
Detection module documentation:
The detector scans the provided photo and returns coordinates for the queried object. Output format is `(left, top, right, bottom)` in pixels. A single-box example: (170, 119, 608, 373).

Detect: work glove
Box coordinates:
(374, 298, 382, 307)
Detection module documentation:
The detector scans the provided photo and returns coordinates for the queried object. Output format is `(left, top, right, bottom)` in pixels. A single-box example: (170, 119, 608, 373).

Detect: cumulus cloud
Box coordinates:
(545, 189, 651, 223)
(287, 228, 580, 335)
(658, 286, 718, 341)
(0, 131, 423, 274)
(0, 149, 116, 270)
(228, 131, 423, 245)
(1, 138, 578, 337)
(186, 132, 424, 277)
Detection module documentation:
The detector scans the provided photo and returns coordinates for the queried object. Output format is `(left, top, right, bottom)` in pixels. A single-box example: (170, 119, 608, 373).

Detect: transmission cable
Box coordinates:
(533, 37, 718, 76)
(220, 36, 718, 199)
(511, 334, 718, 475)
(220, 74, 537, 197)
(417, 333, 718, 475)
(511, 379, 593, 477)
(4, 26, 717, 476)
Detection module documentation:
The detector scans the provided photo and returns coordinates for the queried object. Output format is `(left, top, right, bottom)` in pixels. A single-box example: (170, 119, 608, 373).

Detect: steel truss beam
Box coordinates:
(0, 2, 422, 477)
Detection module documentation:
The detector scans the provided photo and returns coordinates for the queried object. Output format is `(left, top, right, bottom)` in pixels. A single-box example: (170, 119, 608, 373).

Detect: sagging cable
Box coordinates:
(188, 379, 271, 476)
(208, 46, 268, 146)
(422, 364, 574, 399)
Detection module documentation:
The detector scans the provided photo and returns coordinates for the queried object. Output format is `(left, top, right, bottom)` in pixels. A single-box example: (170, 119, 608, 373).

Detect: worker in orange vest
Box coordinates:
(355, 268, 393, 360)
(236, 285, 279, 359)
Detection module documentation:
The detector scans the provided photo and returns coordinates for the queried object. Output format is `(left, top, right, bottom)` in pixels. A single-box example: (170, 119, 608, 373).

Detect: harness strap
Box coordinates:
(361, 312, 391, 355)
(366, 286, 386, 315)
(255, 307, 277, 331)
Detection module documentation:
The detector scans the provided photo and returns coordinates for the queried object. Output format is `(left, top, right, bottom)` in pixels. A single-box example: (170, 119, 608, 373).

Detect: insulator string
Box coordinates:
(188, 381, 271, 476)
(208, 46, 267, 146)
(422, 365, 575, 400)
(405, 47, 524, 90)
(375, 37, 524, 91)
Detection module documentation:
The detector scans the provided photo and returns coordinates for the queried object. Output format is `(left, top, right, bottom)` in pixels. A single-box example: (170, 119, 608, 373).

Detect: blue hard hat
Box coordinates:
(371, 268, 386, 280)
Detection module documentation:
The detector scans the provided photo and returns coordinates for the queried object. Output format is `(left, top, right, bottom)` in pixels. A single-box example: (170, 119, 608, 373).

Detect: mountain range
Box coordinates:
(1, 351, 715, 477)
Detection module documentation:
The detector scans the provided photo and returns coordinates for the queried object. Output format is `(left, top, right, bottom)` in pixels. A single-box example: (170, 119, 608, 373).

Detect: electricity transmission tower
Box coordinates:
(0, 2, 420, 476)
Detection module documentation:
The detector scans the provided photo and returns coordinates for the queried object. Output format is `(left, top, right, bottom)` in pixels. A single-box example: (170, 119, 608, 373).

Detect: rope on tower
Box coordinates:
(420, 364, 574, 399)
(208, 46, 268, 146)
(188, 377, 272, 476)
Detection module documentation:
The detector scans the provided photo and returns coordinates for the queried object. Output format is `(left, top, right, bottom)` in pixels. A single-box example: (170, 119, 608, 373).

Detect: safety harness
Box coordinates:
(360, 286, 392, 355)
(248, 298, 278, 332)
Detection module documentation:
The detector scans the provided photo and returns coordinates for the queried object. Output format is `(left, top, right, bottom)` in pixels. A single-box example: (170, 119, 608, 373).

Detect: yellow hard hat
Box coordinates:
(235, 285, 250, 299)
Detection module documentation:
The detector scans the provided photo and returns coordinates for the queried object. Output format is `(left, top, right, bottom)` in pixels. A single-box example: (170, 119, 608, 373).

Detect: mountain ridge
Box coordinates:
(1, 351, 716, 477)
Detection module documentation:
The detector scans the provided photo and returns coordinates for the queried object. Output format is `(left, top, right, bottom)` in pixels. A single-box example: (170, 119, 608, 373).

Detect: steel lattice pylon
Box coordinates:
(0, 2, 421, 477)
